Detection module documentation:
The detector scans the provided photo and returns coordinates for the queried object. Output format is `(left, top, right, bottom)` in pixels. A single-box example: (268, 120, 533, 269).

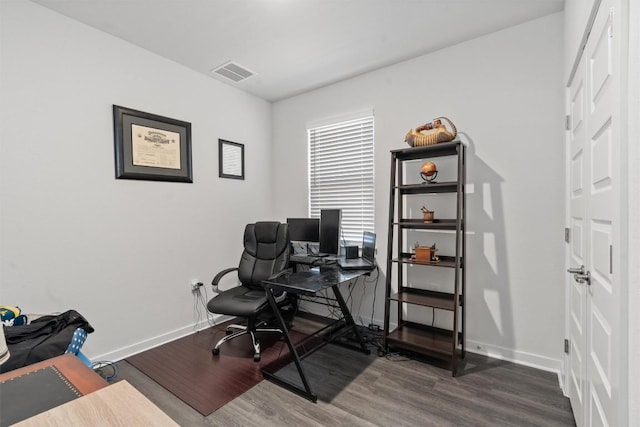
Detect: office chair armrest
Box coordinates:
(267, 267, 293, 280)
(211, 267, 239, 292)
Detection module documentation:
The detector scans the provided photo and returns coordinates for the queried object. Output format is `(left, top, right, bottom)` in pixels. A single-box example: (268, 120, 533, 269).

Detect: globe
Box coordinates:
(420, 161, 438, 182)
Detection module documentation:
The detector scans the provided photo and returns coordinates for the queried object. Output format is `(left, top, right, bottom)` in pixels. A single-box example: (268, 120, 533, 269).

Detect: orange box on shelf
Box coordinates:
(414, 246, 432, 262)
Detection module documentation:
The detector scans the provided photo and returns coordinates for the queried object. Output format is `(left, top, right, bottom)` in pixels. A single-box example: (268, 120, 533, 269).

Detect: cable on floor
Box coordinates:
(92, 360, 119, 382)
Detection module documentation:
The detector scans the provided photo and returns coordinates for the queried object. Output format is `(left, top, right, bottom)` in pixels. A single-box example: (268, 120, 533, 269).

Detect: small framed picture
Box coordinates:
(113, 105, 193, 183)
(218, 139, 244, 180)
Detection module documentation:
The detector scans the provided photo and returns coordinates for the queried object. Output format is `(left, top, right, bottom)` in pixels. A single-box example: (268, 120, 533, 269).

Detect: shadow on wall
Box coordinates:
(328, 135, 514, 352)
(461, 133, 514, 353)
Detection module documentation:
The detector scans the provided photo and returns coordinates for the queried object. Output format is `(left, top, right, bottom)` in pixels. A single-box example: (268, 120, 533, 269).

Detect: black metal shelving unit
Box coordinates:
(383, 141, 466, 375)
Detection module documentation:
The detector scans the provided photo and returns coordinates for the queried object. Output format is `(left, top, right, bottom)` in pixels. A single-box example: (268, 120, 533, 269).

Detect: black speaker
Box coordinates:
(345, 246, 358, 259)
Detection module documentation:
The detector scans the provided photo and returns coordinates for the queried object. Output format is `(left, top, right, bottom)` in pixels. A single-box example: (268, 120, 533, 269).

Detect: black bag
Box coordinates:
(1, 310, 93, 373)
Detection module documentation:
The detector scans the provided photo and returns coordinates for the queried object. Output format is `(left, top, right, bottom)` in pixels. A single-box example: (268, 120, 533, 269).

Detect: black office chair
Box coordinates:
(207, 221, 293, 362)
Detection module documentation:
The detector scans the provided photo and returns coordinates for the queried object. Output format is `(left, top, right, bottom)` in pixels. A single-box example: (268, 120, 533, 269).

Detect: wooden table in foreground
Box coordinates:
(14, 380, 178, 426)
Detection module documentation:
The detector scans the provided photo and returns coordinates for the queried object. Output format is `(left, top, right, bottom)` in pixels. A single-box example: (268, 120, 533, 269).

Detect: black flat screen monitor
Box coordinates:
(362, 231, 376, 262)
(287, 218, 320, 242)
(319, 209, 341, 255)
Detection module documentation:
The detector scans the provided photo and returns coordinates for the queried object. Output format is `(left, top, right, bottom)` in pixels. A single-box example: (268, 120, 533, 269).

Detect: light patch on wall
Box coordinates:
(484, 289, 503, 335)
(483, 182, 493, 219)
(484, 231, 497, 274)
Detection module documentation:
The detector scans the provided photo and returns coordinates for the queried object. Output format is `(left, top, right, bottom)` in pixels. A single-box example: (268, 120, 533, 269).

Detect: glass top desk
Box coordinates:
(261, 265, 372, 402)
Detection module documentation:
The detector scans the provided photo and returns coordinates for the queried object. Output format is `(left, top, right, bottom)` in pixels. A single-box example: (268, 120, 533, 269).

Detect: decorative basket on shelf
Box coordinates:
(405, 117, 457, 147)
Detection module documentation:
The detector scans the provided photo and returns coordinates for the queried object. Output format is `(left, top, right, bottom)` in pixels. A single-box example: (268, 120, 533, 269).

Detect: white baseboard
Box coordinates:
(382, 320, 563, 380)
(466, 339, 562, 377)
(86, 314, 232, 363)
(86, 316, 563, 393)
(558, 358, 569, 397)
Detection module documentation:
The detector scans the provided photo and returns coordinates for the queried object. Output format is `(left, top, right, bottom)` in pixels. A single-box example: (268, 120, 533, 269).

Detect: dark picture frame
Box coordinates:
(218, 139, 245, 180)
(113, 105, 193, 183)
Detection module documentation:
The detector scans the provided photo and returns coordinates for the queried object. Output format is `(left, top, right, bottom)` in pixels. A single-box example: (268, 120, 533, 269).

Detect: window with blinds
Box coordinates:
(308, 115, 374, 246)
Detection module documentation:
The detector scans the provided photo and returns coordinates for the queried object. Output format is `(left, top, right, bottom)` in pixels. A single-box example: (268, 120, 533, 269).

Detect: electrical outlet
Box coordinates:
(191, 281, 203, 293)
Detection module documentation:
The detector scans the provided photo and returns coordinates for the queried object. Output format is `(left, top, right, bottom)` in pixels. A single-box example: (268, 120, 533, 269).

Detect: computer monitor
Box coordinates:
(319, 209, 341, 255)
(362, 231, 376, 262)
(286, 218, 320, 242)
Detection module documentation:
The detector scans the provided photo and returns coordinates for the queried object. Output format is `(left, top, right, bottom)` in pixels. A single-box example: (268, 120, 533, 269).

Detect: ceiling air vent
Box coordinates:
(211, 61, 255, 82)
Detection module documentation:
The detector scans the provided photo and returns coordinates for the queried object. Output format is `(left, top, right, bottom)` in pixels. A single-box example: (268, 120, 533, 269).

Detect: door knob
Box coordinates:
(574, 270, 591, 285)
(567, 265, 585, 275)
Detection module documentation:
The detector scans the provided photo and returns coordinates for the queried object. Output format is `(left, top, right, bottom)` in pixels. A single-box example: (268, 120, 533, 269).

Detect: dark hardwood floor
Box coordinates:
(117, 317, 575, 427)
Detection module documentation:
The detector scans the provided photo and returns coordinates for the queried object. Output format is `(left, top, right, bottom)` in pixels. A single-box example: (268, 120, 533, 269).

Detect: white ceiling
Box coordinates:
(31, 0, 565, 102)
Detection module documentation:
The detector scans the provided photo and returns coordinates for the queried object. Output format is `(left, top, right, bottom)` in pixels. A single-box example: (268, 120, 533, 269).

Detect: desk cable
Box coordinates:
(366, 265, 381, 330)
(193, 284, 217, 331)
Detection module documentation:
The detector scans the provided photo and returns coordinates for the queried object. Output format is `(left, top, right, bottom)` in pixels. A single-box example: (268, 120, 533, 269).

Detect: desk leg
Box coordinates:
(261, 286, 318, 403)
(331, 285, 371, 355)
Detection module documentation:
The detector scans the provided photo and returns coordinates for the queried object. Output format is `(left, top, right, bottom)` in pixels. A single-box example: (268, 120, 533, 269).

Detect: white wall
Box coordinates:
(0, 1, 274, 361)
(0, 1, 570, 374)
(272, 13, 566, 370)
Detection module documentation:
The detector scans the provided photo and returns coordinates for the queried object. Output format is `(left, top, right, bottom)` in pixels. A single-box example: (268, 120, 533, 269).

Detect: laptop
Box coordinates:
(338, 231, 376, 271)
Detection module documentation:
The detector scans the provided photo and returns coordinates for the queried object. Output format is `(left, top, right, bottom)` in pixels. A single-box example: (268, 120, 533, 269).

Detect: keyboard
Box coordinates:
(291, 255, 328, 265)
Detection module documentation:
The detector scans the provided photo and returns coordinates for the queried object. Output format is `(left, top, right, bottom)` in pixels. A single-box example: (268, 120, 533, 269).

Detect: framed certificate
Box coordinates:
(113, 105, 193, 183)
(218, 139, 244, 180)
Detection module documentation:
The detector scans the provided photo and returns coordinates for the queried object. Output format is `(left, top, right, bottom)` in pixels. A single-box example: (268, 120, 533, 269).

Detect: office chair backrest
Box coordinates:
(238, 222, 290, 289)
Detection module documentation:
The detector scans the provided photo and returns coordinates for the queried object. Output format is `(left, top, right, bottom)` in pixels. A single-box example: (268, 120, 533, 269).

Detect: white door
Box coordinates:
(567, 48, 587, 427)
(565, 0, 622, 426)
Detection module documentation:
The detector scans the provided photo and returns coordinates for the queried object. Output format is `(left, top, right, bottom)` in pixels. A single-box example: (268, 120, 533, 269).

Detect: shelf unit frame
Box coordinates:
(383, 141, 466, 375)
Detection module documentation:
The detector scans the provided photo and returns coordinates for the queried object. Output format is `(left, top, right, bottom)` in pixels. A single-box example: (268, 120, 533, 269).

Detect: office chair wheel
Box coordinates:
(212, 347, 220, 356)
(253, 353, 261, 362)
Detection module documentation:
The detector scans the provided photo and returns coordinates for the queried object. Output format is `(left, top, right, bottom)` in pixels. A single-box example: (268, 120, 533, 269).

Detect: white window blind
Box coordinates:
(308, 115, 374, 246)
